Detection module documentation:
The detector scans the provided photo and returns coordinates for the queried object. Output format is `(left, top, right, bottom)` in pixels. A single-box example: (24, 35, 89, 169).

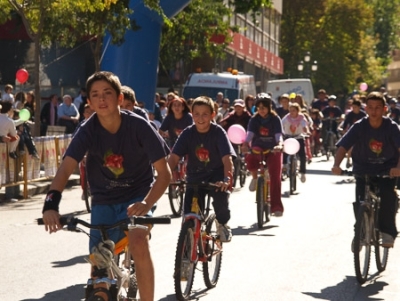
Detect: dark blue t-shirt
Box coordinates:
(342, 110, 367, 130)
(65, 110, 170, 205)
(248, 114, 283, 150)
(172, 123, 236, 182)
(337, 117, 400, 174)
(160, 113, 193, 143)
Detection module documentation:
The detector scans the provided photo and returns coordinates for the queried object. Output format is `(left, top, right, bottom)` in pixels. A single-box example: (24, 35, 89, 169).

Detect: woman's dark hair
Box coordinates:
(254, 93, 277, 116)
(166, 97, 191, 116)
(0, 101, 12, 113)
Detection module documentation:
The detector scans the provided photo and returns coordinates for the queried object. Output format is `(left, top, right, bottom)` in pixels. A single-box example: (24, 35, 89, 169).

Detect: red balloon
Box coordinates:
(16, 68, 29, 84)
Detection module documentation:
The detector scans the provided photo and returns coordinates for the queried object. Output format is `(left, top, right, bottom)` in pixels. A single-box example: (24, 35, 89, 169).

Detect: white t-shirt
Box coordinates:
(0, 113, 17, 137)
(281, 114, 307, 136)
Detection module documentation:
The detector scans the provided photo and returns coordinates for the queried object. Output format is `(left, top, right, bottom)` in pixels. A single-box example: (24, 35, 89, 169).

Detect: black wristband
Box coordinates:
(42, 190, 62, 213)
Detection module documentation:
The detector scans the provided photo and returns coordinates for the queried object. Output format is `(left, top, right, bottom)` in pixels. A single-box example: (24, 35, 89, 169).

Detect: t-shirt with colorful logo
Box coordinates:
(172, 123, 236, 182)
(281, 114, 307, 137)
(65, 110, 170, 205)
(337, 117, 400, 174)
(247, 114, 283, 150)
(160, 112, 193, 144)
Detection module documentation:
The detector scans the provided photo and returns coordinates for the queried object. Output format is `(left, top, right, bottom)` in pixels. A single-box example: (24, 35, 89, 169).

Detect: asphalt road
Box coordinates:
(1, 157, 400, 301)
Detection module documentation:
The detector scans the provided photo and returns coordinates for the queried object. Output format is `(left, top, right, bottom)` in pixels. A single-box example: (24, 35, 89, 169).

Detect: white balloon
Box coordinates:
(284, 138, 300, 155)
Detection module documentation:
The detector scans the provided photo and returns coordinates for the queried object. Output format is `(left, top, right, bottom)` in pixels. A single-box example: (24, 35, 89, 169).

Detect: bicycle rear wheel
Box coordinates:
(354, 206, 371, 284)
(203, 214, 223, 288)
(256, 177, 266, 228)
(168, 183, 184, 217)
(174, 220, 196, 301)
(375, 229, 389, 272)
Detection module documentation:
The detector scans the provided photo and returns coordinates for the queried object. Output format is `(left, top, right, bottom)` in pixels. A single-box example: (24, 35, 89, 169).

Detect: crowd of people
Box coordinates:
(1, 73, 398, 300)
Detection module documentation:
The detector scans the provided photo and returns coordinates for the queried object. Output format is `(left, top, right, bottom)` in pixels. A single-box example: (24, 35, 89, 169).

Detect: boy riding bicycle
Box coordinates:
(167, 96, 236, 242)
(332, 91, 400, 248)
(41, 71, 171, 301)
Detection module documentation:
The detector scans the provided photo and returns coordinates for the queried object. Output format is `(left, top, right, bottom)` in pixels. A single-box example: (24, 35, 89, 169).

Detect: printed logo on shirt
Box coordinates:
(195, 144, 210, 164)
(259, 126, 269, 136)
(369, 139, 383, 156)
(289, 124, 297, 134)
(104, 150, 124, 178)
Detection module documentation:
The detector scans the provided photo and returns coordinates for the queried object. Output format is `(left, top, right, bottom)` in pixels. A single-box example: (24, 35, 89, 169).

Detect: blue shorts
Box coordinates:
(89, 196, 155, 253)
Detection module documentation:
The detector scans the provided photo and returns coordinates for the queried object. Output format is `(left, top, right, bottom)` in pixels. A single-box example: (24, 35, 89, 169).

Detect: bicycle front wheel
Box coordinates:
(256, 177, 266, 228)
(168, 183, 184, 217)
(375, 229, 389, 272)
(174, 220, 196, 301)
(203, 214, 223, 288)
(83, 179, 91, 213)
(289, 156, 296, 195)
(354, 206, 371, 284)
(239, 159, 246, 187)
(232, 159, 239, 188)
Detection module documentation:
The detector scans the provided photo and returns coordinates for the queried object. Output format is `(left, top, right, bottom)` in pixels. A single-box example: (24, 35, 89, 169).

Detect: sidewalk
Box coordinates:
(0, 174, 80, 201)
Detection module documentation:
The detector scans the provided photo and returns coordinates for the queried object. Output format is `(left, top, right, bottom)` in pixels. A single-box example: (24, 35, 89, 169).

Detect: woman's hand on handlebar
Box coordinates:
(214, 180, 231, 192)
(42, 210, 62, 234)
(273, 144, 283, 152)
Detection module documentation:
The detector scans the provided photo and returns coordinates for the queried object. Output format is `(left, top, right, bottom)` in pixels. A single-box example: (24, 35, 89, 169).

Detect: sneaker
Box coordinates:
(9, 151, 17, 159)
(300, 173, 306, 183)
(272, 211, 283, 217)
(217, 223, 232, 242)
(249, 178, 257, 192)
(381, 232, 394, 248)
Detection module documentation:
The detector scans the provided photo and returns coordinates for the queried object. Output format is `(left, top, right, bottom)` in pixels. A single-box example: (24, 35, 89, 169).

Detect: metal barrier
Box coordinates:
(0, 134, 72, 198)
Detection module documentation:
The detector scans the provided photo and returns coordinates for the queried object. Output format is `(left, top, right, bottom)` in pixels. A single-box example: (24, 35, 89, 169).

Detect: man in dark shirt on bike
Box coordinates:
(332, 91, 400, 248)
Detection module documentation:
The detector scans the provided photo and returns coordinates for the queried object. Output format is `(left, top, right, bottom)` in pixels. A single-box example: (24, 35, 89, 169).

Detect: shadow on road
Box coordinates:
(52, 254, 87, 268)
(302, 275, 388, 300)
(232, 224, 277, 236)
(307, 169, 333, 176)
(21, 284, 85, 301)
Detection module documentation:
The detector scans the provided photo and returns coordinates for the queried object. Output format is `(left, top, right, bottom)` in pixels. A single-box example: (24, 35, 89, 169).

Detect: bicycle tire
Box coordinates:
(83, 179, 91, 213)
(174, 220, 196, 301)
(168, 183, 184, 217)
(203, 214, 223, 288)
(232, 159, 239, 188)
(239, 159, 246, 187)
(354, 206, 371, 284)
(256, 177, 266, 228)
(329, 134, 336, 157)
(375, 229, 389, 272)
(264, 180, 270, 223)
(289, 156, 296, 195)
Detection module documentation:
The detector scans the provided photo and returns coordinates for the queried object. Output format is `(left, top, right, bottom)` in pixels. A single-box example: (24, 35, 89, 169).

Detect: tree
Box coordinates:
(281, 0, 400, 96)
(159, 0, 273, 89)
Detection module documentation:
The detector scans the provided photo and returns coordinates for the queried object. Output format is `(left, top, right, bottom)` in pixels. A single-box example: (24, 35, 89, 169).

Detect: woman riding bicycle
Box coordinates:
(241, 93, 284, 217)
(281, 102, 310, 183)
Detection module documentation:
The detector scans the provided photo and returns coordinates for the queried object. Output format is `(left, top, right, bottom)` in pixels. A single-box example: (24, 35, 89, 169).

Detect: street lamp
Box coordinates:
(297, 52, 318, 78)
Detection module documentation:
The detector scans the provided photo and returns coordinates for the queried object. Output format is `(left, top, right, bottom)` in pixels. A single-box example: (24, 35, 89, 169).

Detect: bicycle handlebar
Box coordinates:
(340, 169, 392, 178)
(37, 216, 171, 230)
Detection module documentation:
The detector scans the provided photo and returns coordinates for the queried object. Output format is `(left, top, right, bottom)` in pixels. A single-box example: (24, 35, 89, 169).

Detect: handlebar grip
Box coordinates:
(37, 216, 70, 225)
(133, 216, 171, 224)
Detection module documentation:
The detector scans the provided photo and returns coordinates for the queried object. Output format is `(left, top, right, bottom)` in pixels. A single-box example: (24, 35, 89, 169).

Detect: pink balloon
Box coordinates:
(227, 124, 246, 144)
(16, 68, 29, 84)
(359, 82, 368, 92)
(283, 138, 300, 155)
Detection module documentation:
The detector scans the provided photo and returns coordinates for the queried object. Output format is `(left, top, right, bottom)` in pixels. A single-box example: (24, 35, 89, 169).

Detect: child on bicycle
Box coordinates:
(167, 96, 236, 242)
(332, 91, 400, 248)
(241, 93, 284, 217)
(281, 103, 310, 183)
(41, 71, 171, 301)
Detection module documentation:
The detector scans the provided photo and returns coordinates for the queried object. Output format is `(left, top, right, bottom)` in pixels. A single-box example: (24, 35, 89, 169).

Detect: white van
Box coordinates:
(182, 72, 256, 103)
(266, 78, 315, 106)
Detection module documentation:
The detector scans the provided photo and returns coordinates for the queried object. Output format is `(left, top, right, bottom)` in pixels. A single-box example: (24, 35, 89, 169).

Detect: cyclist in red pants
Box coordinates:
(241, 93, 284, 217)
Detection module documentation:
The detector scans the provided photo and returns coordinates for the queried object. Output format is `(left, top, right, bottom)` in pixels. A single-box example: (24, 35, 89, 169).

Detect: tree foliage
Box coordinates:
(281, 0, 400, 96)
